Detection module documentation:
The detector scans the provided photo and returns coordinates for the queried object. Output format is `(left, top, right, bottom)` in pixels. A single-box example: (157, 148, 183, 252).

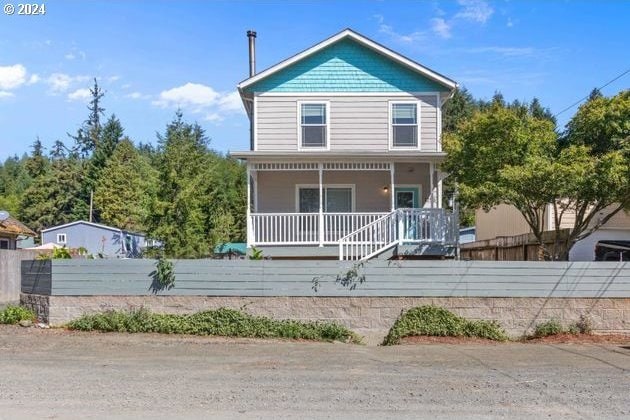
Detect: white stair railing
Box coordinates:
(338, 208, 459, 261)
(338, 211, 398, 261)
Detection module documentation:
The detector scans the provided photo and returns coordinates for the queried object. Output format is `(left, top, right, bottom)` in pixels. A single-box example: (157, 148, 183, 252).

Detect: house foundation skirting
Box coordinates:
(21, 294, 630, 338)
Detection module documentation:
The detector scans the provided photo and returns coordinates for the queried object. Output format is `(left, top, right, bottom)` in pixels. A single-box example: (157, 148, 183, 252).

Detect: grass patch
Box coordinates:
(67, 307, 362, 343)
(0, 305, 36, 324)
(382, 305, 508, 345)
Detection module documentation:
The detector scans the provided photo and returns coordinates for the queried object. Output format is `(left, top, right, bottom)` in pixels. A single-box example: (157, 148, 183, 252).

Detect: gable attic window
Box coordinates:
(299, 102, 328, 149)
(391, 102, 419, 148)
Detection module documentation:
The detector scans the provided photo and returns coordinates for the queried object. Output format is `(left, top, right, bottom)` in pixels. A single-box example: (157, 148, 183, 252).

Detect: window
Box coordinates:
(391, 102, 419, 148)
(298, 186, 353, 213)
(300, 103, 328, 148)
(0, 239, 9, 250)
(56, 233, 66, 244)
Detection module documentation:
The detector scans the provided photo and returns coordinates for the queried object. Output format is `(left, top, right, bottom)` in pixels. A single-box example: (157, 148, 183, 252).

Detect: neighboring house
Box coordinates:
(41, 221, 148, 258)
(459, 227, 476, 244)
(0, 211, 36, 250)
(231, 29, 458, 260)
(475, 204, 630, 261)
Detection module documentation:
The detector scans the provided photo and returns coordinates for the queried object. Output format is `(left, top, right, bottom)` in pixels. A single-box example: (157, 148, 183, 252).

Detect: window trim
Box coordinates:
(56, 233, 67, 244)
(297, 101, 331, 151)
(389, 100, 421, 150)
(295, 184, 356, 212)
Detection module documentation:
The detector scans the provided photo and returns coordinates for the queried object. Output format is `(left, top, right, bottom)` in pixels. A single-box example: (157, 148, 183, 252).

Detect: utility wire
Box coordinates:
(554, 67, 630, 117)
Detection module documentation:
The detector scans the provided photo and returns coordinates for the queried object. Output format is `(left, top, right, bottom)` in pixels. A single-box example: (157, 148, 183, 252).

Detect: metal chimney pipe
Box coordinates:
(247, 30, 257, 77)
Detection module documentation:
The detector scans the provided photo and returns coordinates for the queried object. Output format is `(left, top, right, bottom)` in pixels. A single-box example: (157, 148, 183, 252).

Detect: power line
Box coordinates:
(554, 67, 630, 117)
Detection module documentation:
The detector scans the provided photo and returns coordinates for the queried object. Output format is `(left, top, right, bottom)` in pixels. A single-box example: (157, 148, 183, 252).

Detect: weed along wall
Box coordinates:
(20, 259, 630, 337)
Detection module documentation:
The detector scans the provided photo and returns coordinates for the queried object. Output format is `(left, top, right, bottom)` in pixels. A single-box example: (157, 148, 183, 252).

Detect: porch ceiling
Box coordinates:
(230, 150, 446, 163)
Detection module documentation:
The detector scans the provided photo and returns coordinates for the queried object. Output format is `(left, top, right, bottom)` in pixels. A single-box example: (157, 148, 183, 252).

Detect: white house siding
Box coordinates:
(255, 94, 439, 152)
(255, 164, 432, 213)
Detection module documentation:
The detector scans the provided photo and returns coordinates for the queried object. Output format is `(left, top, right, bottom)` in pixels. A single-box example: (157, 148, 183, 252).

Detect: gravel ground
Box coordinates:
(0, 326, 629, 419)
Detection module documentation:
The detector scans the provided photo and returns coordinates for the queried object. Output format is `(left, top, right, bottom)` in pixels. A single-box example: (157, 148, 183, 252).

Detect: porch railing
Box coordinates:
(250, 209, 458, 254)
(250, 212, 387, 246)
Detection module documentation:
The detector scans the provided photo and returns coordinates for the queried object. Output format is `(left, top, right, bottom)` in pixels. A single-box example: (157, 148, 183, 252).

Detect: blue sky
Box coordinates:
(0, 0, 628, 160)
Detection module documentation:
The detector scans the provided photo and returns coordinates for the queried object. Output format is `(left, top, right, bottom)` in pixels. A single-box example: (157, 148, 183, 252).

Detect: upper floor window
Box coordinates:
(56, 233, 67, 244)
(391, 102, 419, 148)
(299, 102, 328, 149)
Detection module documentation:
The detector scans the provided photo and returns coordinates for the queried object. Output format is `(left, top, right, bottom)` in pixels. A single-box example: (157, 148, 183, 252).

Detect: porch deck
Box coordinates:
(249, 208, 458, 260)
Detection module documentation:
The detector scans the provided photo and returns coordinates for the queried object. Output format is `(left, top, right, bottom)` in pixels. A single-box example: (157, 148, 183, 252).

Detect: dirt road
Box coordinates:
(1, 326, 628, 419)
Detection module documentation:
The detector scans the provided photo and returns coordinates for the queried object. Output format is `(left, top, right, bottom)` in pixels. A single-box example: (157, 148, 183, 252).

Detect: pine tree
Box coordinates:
(25, 137, 48, 178)
(19, 144, 88, 233)
(147, 111, 213, 258)
(93, 139, 156, 231)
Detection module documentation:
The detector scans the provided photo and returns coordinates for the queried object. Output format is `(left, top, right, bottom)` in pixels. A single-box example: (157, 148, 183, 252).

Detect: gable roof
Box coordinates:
(0, 216, 36, 237)
(41, 220, 145, 236)
(238, 28, 457, 92)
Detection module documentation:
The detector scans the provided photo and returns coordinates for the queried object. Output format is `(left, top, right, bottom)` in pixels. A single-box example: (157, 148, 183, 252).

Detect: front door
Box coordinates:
(395, 187, 420, 241)
(394, 187, 419, 209)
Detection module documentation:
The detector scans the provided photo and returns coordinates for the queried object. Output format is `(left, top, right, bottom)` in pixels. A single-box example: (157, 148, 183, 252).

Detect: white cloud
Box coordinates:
(153, 83, 244, 123)
(0, 64, 27, 90)
(464, 46, 536, 57)
(107, 75, 120, 83)
(375, 15, 426, 44)
(67, 88, 92, 102)
(27, 74, 40, 85)
(46, 73, 89, 93)
(126, 91, 149, 100)
(153, 82, 219, 108)
(431, 18, 452, 39)
(64, 50, 86, 61)
(218, 91, 243, 112)
(204, 113, 223, 122)
(0, 91, 15, 98)
(506, 18, 514, 28)
(455, 0, 494, 24)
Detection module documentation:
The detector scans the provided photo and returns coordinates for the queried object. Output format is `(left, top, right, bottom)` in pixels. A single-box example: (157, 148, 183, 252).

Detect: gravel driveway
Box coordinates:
(1, 326, 628, 419)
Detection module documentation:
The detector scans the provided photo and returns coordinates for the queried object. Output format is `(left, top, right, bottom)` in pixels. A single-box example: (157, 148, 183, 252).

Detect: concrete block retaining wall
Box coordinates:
(21, 294, 630, 338)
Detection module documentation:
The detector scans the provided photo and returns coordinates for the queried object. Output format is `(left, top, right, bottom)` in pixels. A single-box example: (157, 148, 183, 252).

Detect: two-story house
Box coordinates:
(231, 29, 459, 260)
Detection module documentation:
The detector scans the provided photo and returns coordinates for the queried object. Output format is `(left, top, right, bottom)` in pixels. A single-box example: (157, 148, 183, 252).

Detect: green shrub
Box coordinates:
(532, 319, 564, 338)
(572, 314, 593, 335)
(0, 305, 36, 324)
(67, 307, 362, 343)
(382, 305, 508, 345)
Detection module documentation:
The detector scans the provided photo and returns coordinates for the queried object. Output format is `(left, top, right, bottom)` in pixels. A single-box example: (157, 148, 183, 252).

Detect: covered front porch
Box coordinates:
(241, 158, 458, 259)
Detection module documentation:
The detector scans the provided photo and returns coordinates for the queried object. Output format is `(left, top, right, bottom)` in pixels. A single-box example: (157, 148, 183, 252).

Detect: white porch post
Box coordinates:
(253, 170, 258, 212)
(429, 162, 435, 208)
(389, 162, 395, 212)
(437, 171, 443, 209)
(246, 162, 252, 248)
(318, 163, 324, 247)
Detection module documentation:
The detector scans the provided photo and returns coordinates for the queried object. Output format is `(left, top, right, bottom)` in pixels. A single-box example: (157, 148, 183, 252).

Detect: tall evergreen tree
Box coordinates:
(147, 111, 213, 257)
(20, 150, 88, 233)
(93, 139, 156, 231)
(69, 78, 105, 158)
(25, 137, 48, 178)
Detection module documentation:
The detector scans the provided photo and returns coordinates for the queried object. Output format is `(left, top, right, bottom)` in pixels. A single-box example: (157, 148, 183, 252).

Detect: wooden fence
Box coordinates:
(21, 259, 630, 298)
(460, 230, 571, 261)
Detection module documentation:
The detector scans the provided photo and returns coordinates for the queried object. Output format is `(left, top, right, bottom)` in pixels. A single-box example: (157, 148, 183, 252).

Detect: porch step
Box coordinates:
(393, 243, 457, 259)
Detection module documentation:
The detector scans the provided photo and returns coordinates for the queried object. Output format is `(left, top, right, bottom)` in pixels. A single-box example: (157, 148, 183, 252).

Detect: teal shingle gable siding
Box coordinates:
(244, 39, 449, 93)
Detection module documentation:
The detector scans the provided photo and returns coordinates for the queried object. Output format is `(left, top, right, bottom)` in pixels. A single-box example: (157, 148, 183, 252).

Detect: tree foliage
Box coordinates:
(93, 139, 156, 231)
(444, 90, 629, 260)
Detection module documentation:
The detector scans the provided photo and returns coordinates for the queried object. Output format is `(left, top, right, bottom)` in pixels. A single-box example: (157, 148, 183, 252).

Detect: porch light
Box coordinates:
(383, 186, 389, 193)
